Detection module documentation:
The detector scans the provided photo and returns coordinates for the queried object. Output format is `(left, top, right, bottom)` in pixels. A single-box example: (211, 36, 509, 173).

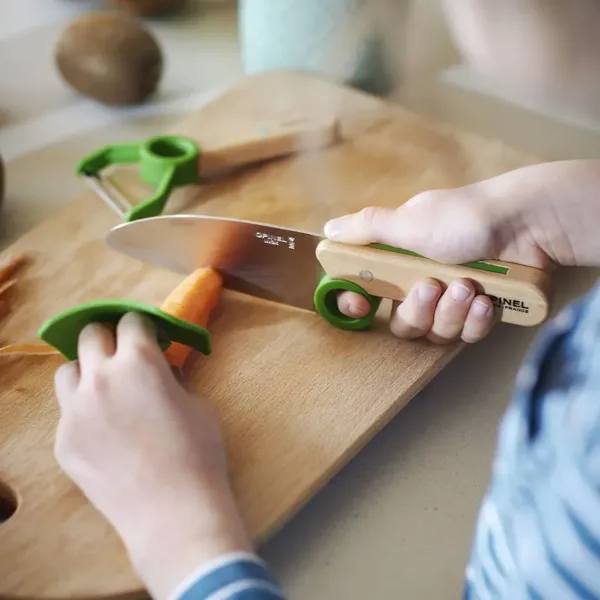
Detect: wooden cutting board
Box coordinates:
(0, 71, 544, 599)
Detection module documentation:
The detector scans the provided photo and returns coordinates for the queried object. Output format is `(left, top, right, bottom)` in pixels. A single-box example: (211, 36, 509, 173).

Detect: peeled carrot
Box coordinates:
(160, 267, 223, 368)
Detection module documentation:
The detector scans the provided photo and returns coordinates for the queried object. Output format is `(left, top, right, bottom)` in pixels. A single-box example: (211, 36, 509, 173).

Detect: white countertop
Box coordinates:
(1, 2, 599, 598)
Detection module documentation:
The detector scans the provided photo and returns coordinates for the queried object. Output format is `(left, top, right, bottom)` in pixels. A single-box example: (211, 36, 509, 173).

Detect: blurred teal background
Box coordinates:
(239, 0, 396, 95)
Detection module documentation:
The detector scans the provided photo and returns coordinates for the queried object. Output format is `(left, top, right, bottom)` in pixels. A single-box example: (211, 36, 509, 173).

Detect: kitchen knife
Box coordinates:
(105, 214, 552, 329)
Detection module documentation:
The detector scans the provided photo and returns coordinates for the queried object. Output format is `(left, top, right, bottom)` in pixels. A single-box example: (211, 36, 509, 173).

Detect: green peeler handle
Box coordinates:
(76, 135, 201, 222)
(313, 275, 382, 330)
(38, 300, 212, 362)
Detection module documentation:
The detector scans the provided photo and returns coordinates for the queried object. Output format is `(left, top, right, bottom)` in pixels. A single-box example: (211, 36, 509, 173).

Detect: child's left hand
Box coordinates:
(53, 312, 252, 600)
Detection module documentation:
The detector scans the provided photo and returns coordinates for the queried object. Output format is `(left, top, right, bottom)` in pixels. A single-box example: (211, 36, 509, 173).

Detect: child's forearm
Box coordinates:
(122, 481, 264, 600)
(483, 159, 600, 267)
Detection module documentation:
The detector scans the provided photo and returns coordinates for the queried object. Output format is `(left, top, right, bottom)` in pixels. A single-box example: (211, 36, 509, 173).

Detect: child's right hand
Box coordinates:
(53, 313, 252, 600)
(325, 160, 600, 344)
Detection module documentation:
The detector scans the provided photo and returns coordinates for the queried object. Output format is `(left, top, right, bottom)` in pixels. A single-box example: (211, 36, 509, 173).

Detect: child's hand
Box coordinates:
(325, 160, 600, 344)
(53, 312, 252, 600)
(325, 191, 501, 345)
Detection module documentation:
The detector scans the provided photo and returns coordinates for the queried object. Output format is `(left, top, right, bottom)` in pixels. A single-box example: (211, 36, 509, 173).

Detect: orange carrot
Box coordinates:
(160, 267, 223, 368)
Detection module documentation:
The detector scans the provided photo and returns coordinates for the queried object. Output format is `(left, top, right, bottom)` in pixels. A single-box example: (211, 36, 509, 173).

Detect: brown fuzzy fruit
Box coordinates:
(55, 12, 163, 106)
(108, 0, 186, 17)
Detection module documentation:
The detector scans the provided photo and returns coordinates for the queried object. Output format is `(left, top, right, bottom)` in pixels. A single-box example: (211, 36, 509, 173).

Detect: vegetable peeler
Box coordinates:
(76, 115, 339, 222)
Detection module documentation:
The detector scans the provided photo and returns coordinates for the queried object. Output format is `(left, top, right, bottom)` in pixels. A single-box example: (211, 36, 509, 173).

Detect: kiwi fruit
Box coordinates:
(55, 12, 163, 106)
(108, 0, 186, 17)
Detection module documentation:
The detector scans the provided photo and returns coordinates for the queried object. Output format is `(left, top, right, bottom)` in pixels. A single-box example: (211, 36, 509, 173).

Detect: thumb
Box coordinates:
(323, 200, 443, 256)
(324, 207, 410, 247)
(323, 191, 495, 264)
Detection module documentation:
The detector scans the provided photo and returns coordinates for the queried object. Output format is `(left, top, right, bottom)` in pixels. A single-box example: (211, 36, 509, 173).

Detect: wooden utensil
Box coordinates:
(78, 114, 338, 222)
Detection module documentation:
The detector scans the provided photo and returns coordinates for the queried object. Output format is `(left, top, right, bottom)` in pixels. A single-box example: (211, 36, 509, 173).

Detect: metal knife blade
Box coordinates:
(106, 215, 325, 312)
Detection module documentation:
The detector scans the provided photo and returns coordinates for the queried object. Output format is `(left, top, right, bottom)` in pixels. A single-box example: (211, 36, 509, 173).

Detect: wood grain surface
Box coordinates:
(0, 71, 544, 599)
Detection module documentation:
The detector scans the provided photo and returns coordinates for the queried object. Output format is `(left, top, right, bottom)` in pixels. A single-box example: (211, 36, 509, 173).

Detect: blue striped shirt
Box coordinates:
(167, 552, 285, 600)
(170, 280, 600, 600)
(465, 279, 600, 599)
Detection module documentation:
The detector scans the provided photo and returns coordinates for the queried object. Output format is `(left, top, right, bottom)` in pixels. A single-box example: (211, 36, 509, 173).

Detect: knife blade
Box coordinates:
(106, 214, 553, 328)
(106, 215, 325, 313)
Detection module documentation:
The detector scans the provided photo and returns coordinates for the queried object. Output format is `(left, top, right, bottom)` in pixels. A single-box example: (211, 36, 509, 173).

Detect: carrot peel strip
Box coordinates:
(0, 279, 17, 297)
(0, 342, 60, 356)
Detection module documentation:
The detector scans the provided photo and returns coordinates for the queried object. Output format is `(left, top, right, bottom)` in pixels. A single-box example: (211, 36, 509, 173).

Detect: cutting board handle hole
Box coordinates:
(0, 481, 18, 524)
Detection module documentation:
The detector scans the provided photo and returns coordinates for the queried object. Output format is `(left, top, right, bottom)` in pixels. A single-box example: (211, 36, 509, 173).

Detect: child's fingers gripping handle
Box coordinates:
(315, 240, 552, 328)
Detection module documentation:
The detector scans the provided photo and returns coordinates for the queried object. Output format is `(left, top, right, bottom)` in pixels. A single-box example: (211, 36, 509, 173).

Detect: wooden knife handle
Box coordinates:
(198, 115, 339, 175)
(315, 239, 552, 327)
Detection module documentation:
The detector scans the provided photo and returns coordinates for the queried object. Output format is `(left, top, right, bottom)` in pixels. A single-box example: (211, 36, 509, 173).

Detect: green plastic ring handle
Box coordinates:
(38, 299, 212, 362)
(76, 135, 200, 222)
(313, 275, 382, 330)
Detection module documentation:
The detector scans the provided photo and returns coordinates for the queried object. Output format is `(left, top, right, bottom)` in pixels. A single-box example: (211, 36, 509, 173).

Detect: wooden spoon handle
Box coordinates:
(198, 115, 339, 175)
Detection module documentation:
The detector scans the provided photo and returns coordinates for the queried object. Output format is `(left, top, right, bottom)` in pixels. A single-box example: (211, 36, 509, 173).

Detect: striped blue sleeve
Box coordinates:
(464, 279, 600, 599)
(167, 552, 285, 600)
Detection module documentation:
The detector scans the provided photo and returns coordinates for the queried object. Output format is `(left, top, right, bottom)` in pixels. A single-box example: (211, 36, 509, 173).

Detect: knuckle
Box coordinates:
(394, 319, 429, 338)
(128, 338, 161, 362)
(396, 300, 434, 334)
(357, 206, 381, 228)
(432, 324, 463, 342)
(390, 322, 425, 340)
(409, 310, 435, 332)
(82, 367, 111, 395)
(407, 190, 438, 207)
(81, 322, 111, 343)
(430, 312, 465, 340)
(390, 312, 430, 339)
(426, 330, 457, 345)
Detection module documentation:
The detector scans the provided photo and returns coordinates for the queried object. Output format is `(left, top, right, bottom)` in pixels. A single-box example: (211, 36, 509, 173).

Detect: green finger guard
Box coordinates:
(76, 135, 200, 222)
(38, 300, 212, 362)
(313, 275, 382, 330)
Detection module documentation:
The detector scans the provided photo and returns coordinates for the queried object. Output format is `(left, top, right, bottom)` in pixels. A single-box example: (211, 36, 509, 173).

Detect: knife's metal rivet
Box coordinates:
(359, 270, 373, 282)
